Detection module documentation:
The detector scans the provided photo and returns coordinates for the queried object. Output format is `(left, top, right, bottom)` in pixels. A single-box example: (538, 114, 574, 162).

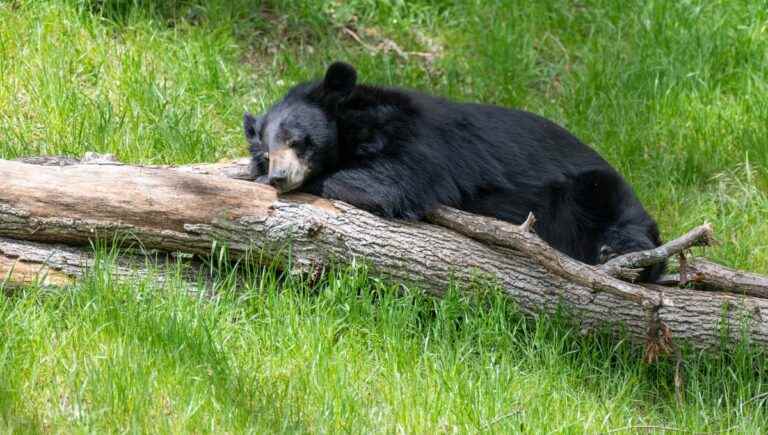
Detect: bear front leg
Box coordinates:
(302, 169, 432, 220)
(249, 153, 270, 184)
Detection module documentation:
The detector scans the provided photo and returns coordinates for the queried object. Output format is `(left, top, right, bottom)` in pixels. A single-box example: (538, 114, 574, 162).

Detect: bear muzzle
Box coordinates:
(268, 148, 309, 193)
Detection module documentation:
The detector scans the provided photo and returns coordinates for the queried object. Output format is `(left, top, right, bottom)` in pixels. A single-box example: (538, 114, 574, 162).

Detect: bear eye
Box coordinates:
(288, 136, 309, 152)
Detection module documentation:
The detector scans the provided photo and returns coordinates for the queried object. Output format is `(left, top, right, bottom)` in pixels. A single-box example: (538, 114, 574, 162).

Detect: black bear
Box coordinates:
(244, 62, 665, 281)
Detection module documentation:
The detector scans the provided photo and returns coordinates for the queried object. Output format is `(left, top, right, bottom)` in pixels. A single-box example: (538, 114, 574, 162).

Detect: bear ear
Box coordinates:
(243, 112, 262, 141)
(323, 62, 357, 98)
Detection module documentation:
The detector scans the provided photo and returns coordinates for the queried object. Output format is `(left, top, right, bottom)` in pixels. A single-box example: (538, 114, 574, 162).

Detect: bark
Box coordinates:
(1, 156, 767, 350)
(1, 238, 81, 288)
(679, 259, 768, 299)
(0, 237, 206, 292)
(598, 224, 715, 280)
(427, 207, 664, 307)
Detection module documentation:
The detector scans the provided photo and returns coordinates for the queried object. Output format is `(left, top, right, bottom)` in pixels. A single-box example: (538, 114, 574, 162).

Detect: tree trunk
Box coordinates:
(0, 236, 206, 292)
(1, 157, 766, 350)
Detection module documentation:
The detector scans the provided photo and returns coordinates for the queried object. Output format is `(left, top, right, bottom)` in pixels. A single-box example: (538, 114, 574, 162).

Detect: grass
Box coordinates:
(4, 255, 768, 433)
(1, 0, 767, 432)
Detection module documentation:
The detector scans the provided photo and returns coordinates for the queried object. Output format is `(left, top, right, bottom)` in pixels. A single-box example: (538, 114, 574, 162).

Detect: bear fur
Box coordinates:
(244, 62, 665, 282)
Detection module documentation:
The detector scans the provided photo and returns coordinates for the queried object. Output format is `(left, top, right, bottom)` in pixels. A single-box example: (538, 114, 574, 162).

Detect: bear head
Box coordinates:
(243, 62, 358, 192)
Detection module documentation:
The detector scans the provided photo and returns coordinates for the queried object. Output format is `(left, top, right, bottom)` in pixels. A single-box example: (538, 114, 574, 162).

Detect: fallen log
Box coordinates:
(1, 237, 84, 288)
(665, 258, 768, 299)
(0, 237, 207, 292)
(1, 156, 767, 350)
(427, 207, 664, 306)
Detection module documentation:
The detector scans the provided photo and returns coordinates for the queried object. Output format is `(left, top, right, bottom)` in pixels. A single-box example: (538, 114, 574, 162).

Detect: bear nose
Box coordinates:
(268, 174, 288, 188)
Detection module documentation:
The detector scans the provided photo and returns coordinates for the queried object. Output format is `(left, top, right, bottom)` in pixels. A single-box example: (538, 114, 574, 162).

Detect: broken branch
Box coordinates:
(599, 224, 715, 279)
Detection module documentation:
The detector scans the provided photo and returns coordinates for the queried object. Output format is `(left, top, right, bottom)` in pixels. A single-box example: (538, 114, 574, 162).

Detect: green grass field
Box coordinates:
(2, 0, 768, 432)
